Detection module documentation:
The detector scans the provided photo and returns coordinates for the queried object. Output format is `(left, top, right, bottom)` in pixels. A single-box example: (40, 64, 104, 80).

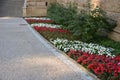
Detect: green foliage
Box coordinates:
(47, 2, 77, 27)
(38, 30, 120, 56)
(68, 6, 116, 42)
(92, 38, 120, 55)
(47, 2, 116, 42)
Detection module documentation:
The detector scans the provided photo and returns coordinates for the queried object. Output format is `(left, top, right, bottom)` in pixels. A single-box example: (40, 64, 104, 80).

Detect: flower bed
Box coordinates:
(31, 23, 61, 28)
(68, 50, 120, 80)
(25, 17, 53, 23)
(26, 17, 120, 80)
(50, 38, 120, 80)
(34, 26, 70, 33)
(50, 38, 114, 57)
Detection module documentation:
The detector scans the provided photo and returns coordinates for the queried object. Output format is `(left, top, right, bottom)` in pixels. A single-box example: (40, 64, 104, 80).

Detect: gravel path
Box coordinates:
(0, 18, 97, 80)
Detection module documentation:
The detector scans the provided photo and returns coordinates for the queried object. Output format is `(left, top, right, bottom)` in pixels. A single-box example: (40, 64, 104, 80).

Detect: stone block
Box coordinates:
(90, 0, 101, 8)
(23, 7, 27, 16)
(49, 0, 56, 3)
(109, 18, 120, 41)
(106, 11, 120, 20)
(113, 19, 120, 33)
(100, 0, 120, 13)
(24, 7, 47, 17)
(36, 2, 46, 6)
(27, 2, 36, 6)
(77, 0, 88, 7)
(109, 31, 120, 42)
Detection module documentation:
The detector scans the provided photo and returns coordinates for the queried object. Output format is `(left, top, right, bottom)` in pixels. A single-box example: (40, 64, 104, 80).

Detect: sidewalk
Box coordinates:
(0, 0, 24, 17)
(0, 17, 97, 80)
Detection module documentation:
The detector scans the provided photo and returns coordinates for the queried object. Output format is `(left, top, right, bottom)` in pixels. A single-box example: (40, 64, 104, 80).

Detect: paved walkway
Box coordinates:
(0, 0, 24, 17)
(0, 18, 97, 80)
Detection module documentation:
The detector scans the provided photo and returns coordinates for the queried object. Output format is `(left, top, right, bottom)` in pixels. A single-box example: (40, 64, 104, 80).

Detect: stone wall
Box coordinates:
(56, 0, 120, 41)
(109, 18, 120, 41)
(23, 0, 120, 20)
(23, 0, 56, 17)
(57, 0, 88, 10)
(90, 0, 120, 41)
(57, 0, 120, 20)
(100, 0, 120, 20)
(99, 0, 120, 41)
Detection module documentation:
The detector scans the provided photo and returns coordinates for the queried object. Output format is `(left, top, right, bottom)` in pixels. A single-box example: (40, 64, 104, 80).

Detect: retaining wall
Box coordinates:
(57, 0, 120, 41)
(23, 0, 56, 17)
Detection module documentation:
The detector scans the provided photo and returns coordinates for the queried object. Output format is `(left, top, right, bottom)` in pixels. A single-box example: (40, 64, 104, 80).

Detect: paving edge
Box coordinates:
(26, 22, 100, 80)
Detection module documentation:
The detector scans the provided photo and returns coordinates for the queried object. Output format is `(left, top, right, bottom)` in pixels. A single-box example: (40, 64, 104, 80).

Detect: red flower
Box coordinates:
(67, 47, 120, 79)
(25, 19, 53, 23)
(34, 26, 39, 31)
(113, 71, 118, 77)
(77, 57, 83, 63)
(88, 63, 95, 70)
(82, 60, 87, 65)
(93, 66, 105, 75)
(33, 26, 70, 33)
(88, 63, 98, 70)
(118, 66, 120, 73)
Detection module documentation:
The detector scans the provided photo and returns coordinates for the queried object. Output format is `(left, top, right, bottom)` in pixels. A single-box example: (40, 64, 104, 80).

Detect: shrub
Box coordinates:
(47, 2, 77, 27)
(68, 6, 116, 42)
(47, 2, 116, 42)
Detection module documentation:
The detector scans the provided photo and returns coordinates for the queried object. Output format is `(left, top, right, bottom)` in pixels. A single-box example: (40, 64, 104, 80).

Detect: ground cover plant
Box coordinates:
(25, 17, 53, 24)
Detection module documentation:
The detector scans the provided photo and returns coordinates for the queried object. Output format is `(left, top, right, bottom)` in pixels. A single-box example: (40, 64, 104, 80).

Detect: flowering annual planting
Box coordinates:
(31, 23, 61, 28)
(68, 50, 120, 80)
(33, 26, 70, 33)
(26, 17, 120, 80)
(25, 17, 52, 23)
(50, 38, 115, 57)
(25, 17, 51, 20)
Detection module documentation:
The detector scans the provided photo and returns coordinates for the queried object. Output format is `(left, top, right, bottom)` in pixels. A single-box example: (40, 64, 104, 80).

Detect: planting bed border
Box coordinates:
(27, 22, 100, 80)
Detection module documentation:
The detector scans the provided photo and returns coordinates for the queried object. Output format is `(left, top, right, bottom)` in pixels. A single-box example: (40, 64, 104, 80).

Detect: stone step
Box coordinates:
(109, 18, 120, 41)
(109, 31, 120, 41)
(113, 18, 120, 33)
(114, 27, 120, 33)
(27, 2, 46, 6)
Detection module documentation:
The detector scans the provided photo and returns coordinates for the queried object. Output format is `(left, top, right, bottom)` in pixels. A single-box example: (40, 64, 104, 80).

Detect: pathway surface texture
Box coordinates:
(0, 18, 97, 80)
(0, 0, 24, 17)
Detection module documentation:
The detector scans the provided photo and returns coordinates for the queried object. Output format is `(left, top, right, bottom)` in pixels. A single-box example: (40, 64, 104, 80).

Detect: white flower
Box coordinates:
(31, 23, 61, 28)
(25, 17, 51, 20)
(50, 38, 115, 57)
